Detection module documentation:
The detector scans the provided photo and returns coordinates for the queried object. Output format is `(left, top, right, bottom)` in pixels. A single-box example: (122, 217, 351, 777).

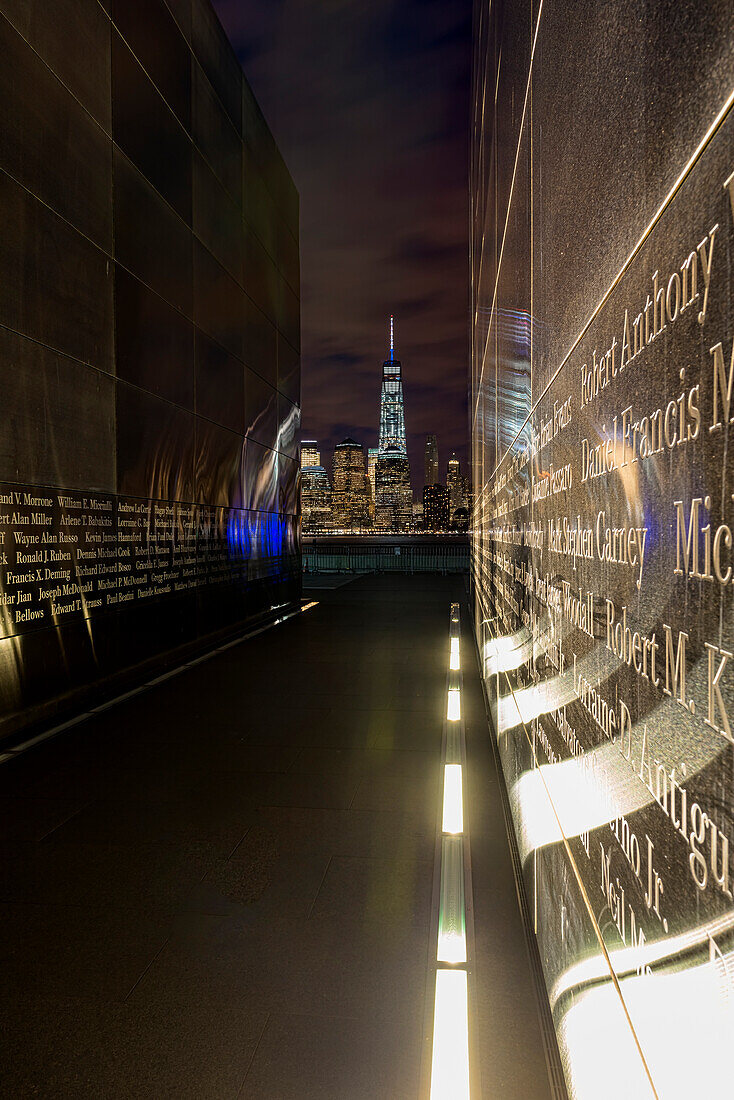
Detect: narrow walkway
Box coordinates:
(0, 575, 551, 1098)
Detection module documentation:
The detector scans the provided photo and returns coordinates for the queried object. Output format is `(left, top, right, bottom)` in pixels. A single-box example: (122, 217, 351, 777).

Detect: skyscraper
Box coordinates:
(301, 440, 320, 468)
(424, 434, 438, 487)
(367, 447, 379, 518)
(300, 466, 332, 532)
(375, 447, 413, 531)
(447, 453, 463, 518)
(376, 317, 411, 529)
(423, 485, 449, 530)
(332, 438, 372, 530)
(378, 316, 407, 456)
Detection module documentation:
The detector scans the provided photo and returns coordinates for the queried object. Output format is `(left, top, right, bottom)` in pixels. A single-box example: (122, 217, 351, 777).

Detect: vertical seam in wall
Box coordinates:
(473, 0, 545, 431)
(474, 82, 734, 492)
(110, 7, 118, 492)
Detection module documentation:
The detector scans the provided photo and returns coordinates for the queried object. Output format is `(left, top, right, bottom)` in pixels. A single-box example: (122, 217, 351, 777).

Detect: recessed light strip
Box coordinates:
(437, 835, 466, 964)
(430, 968, 471, 1100)
(442, 763, 464, 834)
(445, 721, 461, 764)
(426, 602, 473, 1098)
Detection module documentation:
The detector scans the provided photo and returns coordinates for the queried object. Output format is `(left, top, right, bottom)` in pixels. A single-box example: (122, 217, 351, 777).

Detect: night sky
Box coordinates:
(212, 0, 472, 489)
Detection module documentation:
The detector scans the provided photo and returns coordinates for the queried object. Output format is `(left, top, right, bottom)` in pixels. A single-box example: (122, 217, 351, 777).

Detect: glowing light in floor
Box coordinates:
(447, 687, 461, 721)
(437, 836, 466, 963)
(430, 968, 470, 1100)
(442, 764, 463, 834)
(450, 637, 461, 670)
(445, 722, 461, 764)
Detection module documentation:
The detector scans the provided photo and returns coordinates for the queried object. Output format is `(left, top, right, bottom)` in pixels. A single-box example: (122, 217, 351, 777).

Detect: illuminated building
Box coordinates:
(332, 438, 372, 530)
(375, 447, 412, 530)
(300, 465, 332, 532)
(300, 440, 320, 468)
(378, 315, 408, 456)
(375, 317, 411, 529)
(446, 453, 463, 518)
(423, 484, 449, 530)
(424, 434, 439, 487)
(367, 447, 379, 518)
(452, 507, 469, 532)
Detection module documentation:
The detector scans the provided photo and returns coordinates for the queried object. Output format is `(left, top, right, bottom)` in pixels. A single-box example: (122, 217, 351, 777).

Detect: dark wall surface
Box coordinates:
(0, 0, 300, 738)
(471, 1, 733, 1096)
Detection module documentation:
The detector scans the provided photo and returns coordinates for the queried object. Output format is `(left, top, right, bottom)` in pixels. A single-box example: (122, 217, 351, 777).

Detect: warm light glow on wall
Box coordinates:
(450, 637, 461, 670)
(430, 969, 470, 1100)
(442, 764, 463, 834)
(483, 630, 531, 675)
(447, 687, 461, 721)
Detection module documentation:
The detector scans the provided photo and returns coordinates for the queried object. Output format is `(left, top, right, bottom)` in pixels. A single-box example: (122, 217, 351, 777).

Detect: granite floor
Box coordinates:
(0, 575, 552, 1098)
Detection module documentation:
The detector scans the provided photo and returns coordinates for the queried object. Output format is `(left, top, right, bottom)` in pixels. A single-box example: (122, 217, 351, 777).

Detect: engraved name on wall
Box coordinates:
(482, 106, 734, 1047)
(0, 489, 293, 637)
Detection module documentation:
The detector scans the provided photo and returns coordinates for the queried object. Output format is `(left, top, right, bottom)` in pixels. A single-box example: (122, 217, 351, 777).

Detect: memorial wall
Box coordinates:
(0, 0, 300, 738)
(471, 1, 734, 1096)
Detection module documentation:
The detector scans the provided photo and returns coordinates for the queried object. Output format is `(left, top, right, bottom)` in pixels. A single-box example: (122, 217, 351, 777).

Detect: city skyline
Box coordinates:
(2, 3, 729, 1098)
(303, 430, 462, 490)
(211, 0, 471, 482)
(298, 314, 463, 532)
(299, 317, 454, 495)
(300, 428, 469, 534)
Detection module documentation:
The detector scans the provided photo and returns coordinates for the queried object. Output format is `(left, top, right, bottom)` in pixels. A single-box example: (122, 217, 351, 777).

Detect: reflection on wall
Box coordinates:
(471, 2, 734, 1096)
(0, 0, 300, 736)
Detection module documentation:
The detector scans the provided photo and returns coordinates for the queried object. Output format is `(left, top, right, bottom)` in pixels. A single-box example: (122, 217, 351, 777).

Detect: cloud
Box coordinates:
(212, 0, 472, 488)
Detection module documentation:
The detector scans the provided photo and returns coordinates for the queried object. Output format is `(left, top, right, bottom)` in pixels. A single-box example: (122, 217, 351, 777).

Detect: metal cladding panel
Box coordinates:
(471, 0, 734, 1095)
(0, 0, 300, 738)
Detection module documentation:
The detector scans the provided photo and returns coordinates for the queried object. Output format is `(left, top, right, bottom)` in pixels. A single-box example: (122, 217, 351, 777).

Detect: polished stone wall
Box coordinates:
(471, 1, 734, 1095)
(0, 0, 300, 737)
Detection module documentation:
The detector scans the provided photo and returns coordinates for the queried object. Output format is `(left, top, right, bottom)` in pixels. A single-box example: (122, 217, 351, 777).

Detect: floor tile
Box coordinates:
(47, 794, 253, 854)
(189, 849, 332, 918)
(241, 805, 434, 861)
(240, 1010, 423, 1100)
(309, 854, 434, 930)
(131, 912, 430, 1018)
(0, 838, 217, 911)
(0, 901, 170, 1002)
(0, 796, 86, 843)
(0, 994, 267, 1099)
